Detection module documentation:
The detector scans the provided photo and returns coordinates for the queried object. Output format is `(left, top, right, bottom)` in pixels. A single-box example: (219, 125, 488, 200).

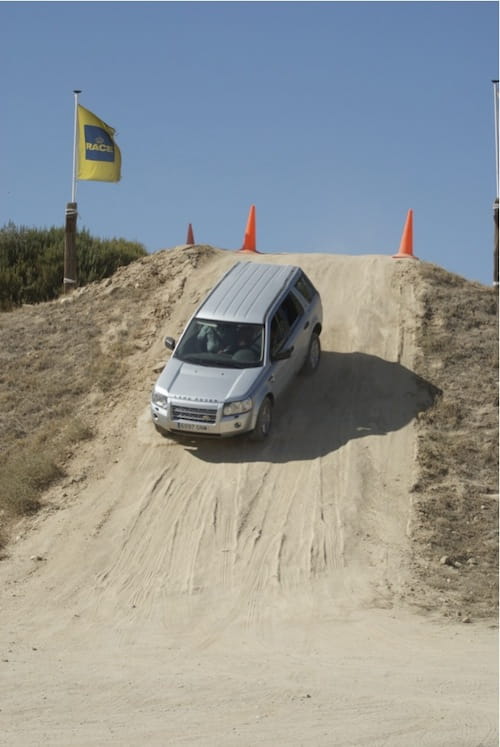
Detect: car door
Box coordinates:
(266, 292, 308, 397)
(293, 271, 322, 329)
(283, 290, 310, 371)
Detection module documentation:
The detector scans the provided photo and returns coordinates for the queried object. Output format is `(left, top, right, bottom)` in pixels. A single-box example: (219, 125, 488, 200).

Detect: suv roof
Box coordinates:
(198, 262, 299, 325)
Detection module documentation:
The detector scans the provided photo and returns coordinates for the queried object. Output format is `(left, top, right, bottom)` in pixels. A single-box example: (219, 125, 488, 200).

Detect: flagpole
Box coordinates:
(64, 89, 81, 293)
(71, 89, 81, 203)
(492, 80, 499, 286)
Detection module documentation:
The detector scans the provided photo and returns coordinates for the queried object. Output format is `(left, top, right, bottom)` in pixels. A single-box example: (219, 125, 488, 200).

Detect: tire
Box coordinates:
(249, 397, 273, 441)
(301, 332, 321, 375)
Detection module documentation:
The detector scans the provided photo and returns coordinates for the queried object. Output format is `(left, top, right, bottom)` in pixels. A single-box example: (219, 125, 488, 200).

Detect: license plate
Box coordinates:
(176, 422, 209, 432)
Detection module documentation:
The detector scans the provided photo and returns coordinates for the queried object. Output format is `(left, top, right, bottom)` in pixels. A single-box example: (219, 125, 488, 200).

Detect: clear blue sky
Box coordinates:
(1, 1, 498, 284)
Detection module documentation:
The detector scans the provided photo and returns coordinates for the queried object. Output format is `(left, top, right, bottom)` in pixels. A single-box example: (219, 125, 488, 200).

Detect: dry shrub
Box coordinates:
(0, 245, 207, 546)
(89, 342, 131, 392)
(409, 264, 499, 618)
(0, 416, 93, 520)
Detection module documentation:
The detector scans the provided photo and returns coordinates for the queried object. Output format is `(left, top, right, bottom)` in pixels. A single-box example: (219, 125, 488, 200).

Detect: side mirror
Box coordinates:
(272, 346, 293, 361)
(164, 336, 176, 350)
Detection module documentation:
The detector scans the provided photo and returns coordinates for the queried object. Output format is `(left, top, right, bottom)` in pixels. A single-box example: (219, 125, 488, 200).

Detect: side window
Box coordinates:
(270, 310, 288, 355)
(281, 292, 304, 328)
(269, 293, 304, 355)
(294, 272, 317, 304)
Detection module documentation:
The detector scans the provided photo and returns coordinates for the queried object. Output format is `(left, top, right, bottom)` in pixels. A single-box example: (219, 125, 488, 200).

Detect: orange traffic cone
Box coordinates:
(186, 223, 195, 245)
(239, 205, 259, 253)
(393, 209, 417, 259)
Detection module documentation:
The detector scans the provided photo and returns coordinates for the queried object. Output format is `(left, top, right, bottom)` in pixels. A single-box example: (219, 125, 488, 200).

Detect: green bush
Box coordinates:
(0, 222, 147, 309)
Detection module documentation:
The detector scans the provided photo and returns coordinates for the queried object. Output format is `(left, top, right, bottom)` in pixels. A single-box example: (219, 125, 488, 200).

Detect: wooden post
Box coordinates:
(63, 202, 78, 293)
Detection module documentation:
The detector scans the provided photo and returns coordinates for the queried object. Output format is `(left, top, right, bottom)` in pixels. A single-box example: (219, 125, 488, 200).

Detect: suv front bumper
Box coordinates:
(151, 399, 255, 438)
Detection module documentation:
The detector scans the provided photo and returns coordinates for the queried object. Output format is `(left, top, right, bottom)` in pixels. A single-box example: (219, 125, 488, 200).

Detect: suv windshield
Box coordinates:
(174, 319, 264, 368)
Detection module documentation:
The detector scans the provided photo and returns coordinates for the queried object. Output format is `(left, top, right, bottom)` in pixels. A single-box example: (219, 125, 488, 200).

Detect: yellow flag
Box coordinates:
(77, 105, 121, 182)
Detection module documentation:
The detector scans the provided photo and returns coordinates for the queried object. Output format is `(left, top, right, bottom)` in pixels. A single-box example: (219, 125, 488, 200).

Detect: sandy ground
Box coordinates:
(0, 250, 497, 746)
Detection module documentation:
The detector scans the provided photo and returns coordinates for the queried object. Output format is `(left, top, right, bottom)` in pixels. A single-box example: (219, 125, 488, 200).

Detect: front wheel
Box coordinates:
(301, 332, 321, 375)
(249, 397, 273, 441)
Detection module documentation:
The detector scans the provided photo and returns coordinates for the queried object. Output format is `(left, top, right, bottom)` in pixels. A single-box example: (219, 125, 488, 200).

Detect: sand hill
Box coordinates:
(0, 246, 497, 745)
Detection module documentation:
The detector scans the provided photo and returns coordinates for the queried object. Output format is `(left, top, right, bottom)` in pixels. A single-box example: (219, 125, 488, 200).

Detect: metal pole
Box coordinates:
(64, 90, 81, 293)
(71, 90, 81, 203)
(492, 81, 499, 286)
(494, 199, 499, 286)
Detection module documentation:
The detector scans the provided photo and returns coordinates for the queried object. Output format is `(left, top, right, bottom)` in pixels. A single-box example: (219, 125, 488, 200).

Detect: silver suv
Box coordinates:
(151, 261, 322, 440)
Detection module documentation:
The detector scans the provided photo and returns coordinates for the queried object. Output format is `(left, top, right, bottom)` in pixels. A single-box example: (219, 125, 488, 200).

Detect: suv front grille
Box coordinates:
(172, 405, 218, 424)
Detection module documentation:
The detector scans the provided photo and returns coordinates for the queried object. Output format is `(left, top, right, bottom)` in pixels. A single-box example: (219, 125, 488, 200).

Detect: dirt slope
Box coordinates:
(0, 247, 497, 746)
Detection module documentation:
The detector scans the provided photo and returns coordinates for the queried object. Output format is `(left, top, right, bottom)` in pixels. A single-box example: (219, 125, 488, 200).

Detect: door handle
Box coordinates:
(268, 375, 275, 383)
(304, 321, 310, 330)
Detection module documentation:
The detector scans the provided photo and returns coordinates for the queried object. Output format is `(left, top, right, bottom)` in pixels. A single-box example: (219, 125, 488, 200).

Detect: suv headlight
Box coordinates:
(152, 390, 169, 409)
(223, 398, 253, 416)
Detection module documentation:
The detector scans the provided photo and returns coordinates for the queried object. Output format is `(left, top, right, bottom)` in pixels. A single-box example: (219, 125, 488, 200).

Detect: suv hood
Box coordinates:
(156, 359, 261, 403)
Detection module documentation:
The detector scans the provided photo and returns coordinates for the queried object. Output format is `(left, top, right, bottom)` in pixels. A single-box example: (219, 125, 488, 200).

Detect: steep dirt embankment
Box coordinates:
(408, 263, 498, 619)
(0, 250, 433, 627)
(0, 247, 497, 747)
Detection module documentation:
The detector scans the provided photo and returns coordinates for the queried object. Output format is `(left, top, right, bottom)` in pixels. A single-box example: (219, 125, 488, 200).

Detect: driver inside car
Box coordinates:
(197, 324, 235, 354)
(196, 324, 221, 353)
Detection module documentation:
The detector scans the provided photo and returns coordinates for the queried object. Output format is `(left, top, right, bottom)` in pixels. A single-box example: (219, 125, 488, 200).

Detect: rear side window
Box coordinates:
(281, 292, 304, 327)
(294, 272, 317, 303)
(269, 292, 304, 354)
(270, 311, 289, 355)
